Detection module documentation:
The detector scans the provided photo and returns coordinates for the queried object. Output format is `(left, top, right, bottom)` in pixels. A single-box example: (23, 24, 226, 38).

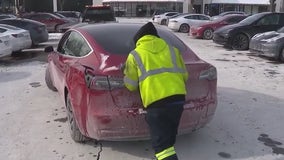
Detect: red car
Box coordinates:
(21, 12, 74, 32)
(190, 14, 247, 39)
(44, 23, 217, 142)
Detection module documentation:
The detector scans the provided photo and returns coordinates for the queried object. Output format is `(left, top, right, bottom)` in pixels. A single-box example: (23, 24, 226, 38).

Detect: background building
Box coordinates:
(203, 0, 270, 16)
(276, 0, 284, 12)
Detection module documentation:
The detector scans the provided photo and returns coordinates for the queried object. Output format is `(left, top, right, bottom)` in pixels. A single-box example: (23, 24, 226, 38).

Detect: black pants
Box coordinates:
(145, 103, 184, 160)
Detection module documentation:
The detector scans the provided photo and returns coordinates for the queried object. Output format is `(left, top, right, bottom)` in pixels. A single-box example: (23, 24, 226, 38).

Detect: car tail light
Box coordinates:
(199, 67, 217, 80)
(87, 75, 124, 90)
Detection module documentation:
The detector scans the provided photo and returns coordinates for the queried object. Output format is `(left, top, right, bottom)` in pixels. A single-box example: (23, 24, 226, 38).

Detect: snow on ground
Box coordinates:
(0, 18, 284, 160)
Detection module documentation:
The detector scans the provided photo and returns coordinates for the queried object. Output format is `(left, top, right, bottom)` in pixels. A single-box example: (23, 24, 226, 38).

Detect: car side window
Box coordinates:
(60, 32, 91, 57)
(256, 14, 280, 25)
(0, 28, 6, 33)
(166, 13, 176, 16)
(184, 15, 194, 19)
(198, 15, 210, 20)
(226, 17, 240, 24)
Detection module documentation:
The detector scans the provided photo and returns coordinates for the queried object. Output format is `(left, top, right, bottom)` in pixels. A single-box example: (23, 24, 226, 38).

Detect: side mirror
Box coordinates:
(44, 46, 54, 52)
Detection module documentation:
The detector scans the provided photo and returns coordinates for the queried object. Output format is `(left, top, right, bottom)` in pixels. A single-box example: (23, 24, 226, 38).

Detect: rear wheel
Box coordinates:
(179, 24, 190, 33)
(203, 28, 213, 40)
(231, 33, 249, 50)
(66, 93, 89, 143)
(45, 67, 57, 91)
(279, 47, 284, 62)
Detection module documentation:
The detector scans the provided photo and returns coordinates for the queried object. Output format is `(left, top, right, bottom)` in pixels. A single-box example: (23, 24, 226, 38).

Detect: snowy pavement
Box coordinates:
(0, 18, 284, 160)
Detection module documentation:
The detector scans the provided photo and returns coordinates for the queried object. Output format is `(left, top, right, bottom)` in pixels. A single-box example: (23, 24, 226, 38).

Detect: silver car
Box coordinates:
(249, 27, 284, 62)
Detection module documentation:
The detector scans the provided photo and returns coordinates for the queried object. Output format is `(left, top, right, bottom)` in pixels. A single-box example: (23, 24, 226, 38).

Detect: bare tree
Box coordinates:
(58, 0, 66, 11)
(270, 0, 276, 12)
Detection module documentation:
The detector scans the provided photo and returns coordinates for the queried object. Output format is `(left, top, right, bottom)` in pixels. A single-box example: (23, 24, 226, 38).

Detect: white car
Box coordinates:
(0, 24, 32, 52)
(153, 12, 179, 25)
(168, 14, 211, 33)
(0, 35, 12, 58)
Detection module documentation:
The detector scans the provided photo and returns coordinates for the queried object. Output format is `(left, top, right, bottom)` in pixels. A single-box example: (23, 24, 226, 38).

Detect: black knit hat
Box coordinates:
(133, 22, 159, 44)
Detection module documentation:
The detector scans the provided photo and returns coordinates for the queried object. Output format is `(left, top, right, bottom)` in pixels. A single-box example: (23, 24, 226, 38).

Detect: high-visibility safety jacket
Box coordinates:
(123, 35, 188, 108)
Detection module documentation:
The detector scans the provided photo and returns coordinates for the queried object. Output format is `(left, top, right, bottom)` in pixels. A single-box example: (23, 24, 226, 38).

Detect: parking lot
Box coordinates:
(0, 19, 284, 160)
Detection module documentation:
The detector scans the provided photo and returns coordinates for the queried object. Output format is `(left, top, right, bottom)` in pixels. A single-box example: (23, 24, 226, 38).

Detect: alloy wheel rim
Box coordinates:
(233, 34, 248, 49)
(204, 29, 212, 39)
(180, 25, 189, 33)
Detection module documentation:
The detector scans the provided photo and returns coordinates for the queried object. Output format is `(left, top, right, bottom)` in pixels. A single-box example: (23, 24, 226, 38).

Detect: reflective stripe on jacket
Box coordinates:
(123, 35, 188, 108)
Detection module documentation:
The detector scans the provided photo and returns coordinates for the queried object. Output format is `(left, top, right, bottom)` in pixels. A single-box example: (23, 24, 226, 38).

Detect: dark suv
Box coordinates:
(82, 5, 116, 23)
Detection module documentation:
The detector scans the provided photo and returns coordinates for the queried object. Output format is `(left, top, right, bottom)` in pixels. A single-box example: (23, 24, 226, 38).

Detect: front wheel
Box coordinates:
(45, 67, 57, 91)
(179, 24, 190, 33)
(231, 34, 249, 50)
(66, 93, 89, 143)
(279, 47, 284, 62)
(203, 28, 213, 40)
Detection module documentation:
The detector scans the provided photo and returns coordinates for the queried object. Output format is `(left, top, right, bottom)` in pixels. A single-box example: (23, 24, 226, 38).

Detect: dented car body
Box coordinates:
(45, 23, 218, 141)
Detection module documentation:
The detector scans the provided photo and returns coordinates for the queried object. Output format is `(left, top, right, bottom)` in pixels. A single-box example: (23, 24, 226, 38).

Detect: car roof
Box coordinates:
(0, 18, 45, 26)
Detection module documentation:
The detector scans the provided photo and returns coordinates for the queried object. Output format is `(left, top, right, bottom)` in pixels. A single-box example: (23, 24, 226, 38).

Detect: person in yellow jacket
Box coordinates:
(123, 22, 188, 160)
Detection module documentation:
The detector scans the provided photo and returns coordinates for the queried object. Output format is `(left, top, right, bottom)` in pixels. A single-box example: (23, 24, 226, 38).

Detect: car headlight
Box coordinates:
(220, 29, 232, 37)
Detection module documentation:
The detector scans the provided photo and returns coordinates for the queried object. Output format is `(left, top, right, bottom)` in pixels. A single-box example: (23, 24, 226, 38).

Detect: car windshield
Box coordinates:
(278, 27, 284, 33)
(239, 13, 264, 25)
(53, 13, 66, 18)
(86, 24, 186, 55)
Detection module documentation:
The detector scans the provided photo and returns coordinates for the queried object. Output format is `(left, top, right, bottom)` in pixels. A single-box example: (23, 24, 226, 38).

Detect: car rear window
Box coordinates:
(85, 23, 186, 55)
(0, 28, 7, 33)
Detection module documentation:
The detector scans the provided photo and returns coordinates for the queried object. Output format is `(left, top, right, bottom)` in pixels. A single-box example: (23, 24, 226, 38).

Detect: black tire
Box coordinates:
(279, 47, 284, 62)
(179, 24, 190, 33)
(161, 19, 167, 25)
(55, 25, 60, 33)
(66, 93, 89, 143)
(203, 28, 213, 40)
(231, 33, 249, 50)
(45, 67, 57, 91)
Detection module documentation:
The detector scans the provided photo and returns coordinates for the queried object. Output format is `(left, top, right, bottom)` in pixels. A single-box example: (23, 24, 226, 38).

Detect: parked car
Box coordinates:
(249, 26, 284, 62)
(44, 23, 218, 142)
(21, 12, 75, 32)
(168, 14, 211, 33)
(211, 11, 246, 20)
(54, 11, 82, 23)
(0, 24, 32, 52)
(0, 35, 12, 58)
(0, 18, 49, 45)
(165, 13, 187, 26)
(151, 10, 175, 20)
(0, 14, 17, 20)
(61, 5, 117, 33)
(153, 12, 179, 25)
(213, 12, 284, 50)
(82, 5, 116, 23)
(190, 14, 247, 39)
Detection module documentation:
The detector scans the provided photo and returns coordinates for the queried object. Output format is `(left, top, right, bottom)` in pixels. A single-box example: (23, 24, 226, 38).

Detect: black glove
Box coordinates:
(120, 63, 126, 72)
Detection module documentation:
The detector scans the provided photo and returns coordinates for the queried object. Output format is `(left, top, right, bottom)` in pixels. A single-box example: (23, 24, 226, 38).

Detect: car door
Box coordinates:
(50, 31, 78, 96)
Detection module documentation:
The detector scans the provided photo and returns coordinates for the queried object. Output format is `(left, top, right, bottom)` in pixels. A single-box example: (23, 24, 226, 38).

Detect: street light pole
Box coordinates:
(53, 0, 58, 12)
(14, 0, 18, 14)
